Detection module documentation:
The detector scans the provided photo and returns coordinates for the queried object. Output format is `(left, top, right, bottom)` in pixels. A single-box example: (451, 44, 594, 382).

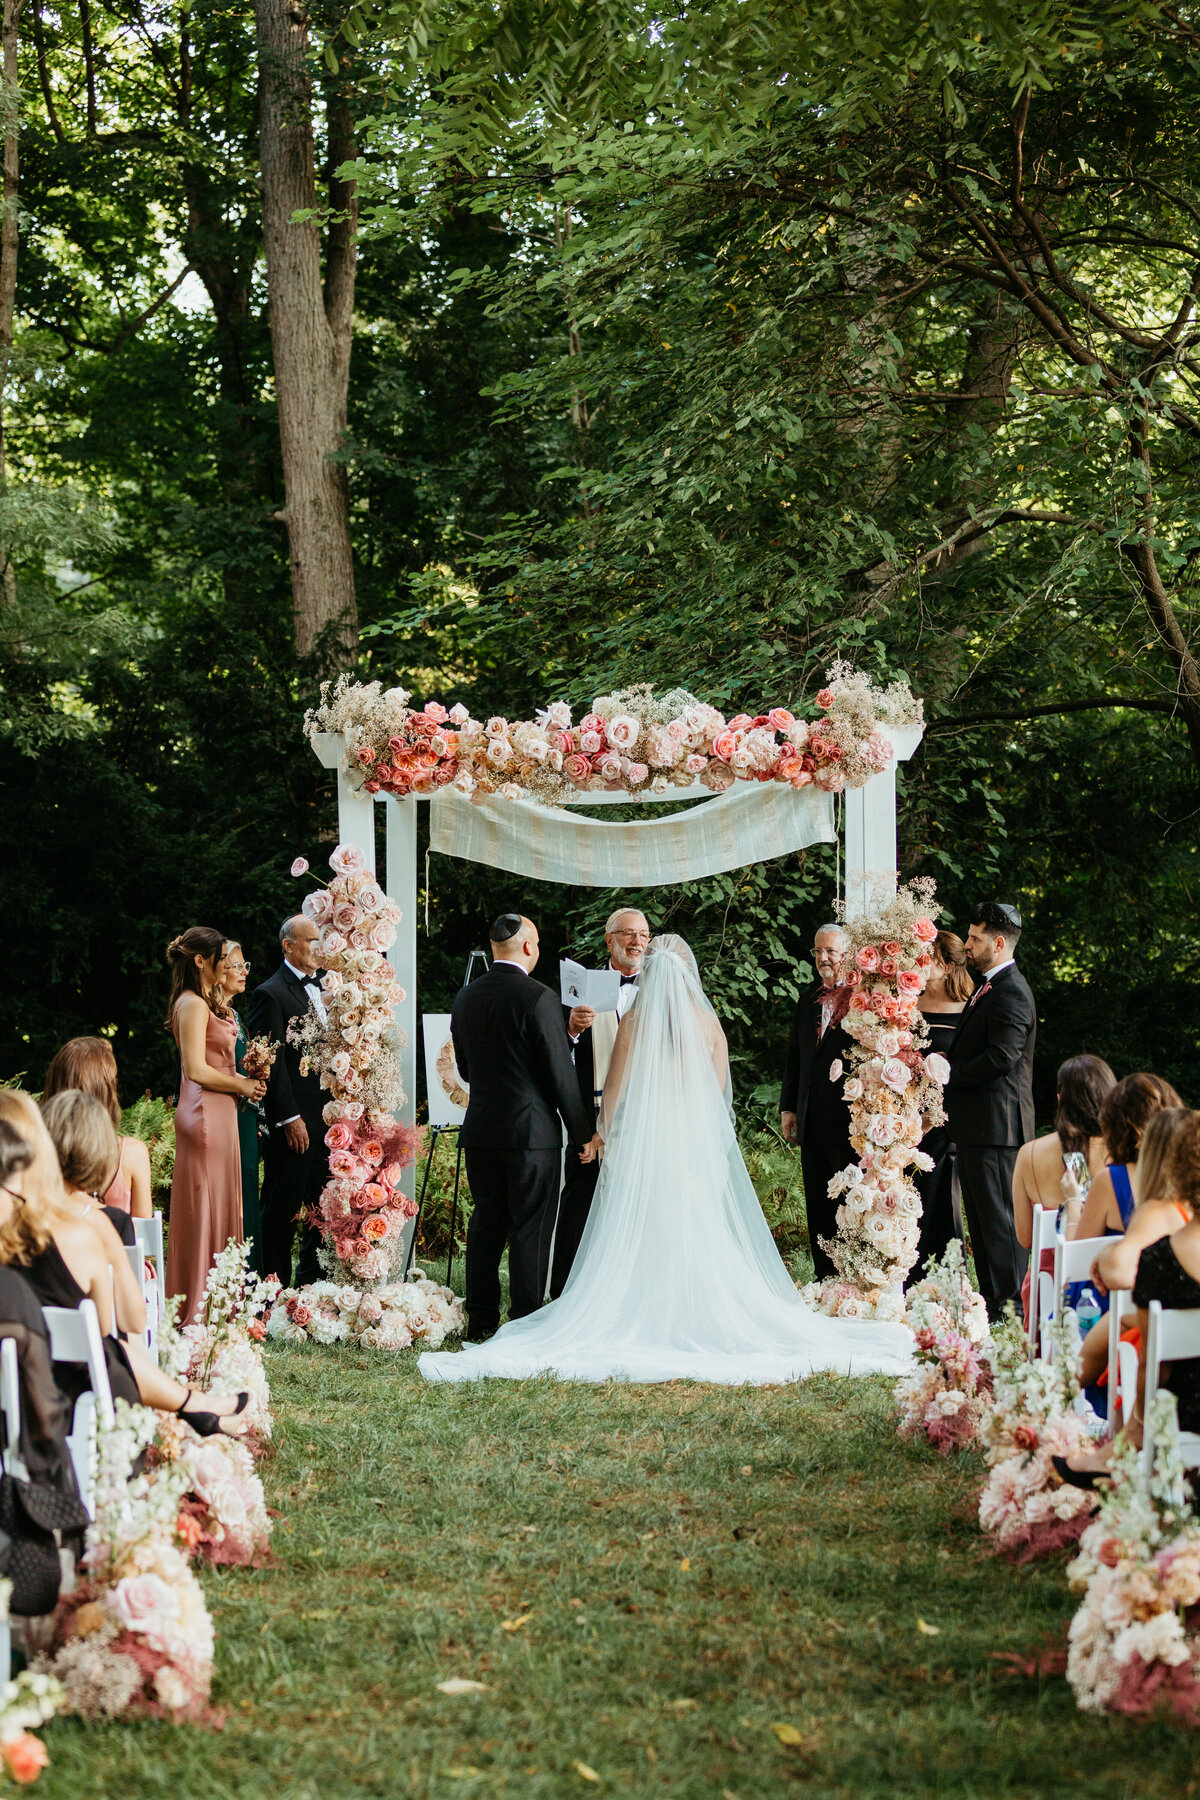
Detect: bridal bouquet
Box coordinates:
(239, 1034, 278, 1081)
(1067, 1392, 1200, 1720)
(305, 664, 922, 809)
(976, 1311, 1100, 1561)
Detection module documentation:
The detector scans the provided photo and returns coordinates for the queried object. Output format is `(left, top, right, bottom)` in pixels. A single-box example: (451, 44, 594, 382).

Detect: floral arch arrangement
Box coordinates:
(304, 663, 923, 808)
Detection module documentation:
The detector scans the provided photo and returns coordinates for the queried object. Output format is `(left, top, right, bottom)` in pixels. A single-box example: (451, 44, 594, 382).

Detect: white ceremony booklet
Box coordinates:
(559, 959, 622, 1013)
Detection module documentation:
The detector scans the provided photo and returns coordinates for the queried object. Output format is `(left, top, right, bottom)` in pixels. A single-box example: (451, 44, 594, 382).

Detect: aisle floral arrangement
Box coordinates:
(894, 1243, 993, 1452)
(0, 1615, 61, 1786)
(265, 1272, 463, 1349)
(975, 1311, 1101, 1561)
(304, 663, 922, 809)
(1067, 1393, 1200, 1720)
(800, 877, 948, 1321)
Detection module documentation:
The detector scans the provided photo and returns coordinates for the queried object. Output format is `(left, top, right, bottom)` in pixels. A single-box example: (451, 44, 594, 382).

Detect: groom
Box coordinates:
(550, 906, 650, 1296)
(451, 913, 593, 1341)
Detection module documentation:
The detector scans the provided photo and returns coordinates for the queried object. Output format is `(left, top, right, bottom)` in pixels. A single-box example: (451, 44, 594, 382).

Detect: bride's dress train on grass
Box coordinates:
(419, 934, 913, 1385)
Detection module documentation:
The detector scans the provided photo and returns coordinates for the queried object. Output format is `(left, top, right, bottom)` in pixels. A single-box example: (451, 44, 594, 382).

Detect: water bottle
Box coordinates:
(1075, 1286, 1103, 1335)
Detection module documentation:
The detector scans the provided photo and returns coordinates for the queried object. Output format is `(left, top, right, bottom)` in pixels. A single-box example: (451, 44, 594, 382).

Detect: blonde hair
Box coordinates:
(0, 1090, 66, 1266)
(1133, 1108, 1189, 1209)
(40, 1090, 121, 1196)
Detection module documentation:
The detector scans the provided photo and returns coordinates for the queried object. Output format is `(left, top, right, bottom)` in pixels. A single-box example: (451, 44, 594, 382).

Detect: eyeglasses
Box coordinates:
(611, 930, 650, 943)
(223, 960, 251, 973)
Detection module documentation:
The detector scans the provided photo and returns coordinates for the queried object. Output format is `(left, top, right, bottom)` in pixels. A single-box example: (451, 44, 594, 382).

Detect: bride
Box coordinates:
(419, 934, 912, 1384)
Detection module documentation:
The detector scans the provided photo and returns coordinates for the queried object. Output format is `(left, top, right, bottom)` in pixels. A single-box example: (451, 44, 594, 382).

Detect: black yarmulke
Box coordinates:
(489, 912, 522, 942)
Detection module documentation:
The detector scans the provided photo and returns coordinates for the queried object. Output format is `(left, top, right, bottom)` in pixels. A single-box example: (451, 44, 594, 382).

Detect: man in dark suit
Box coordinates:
(945, 901, 1037, 1320)
(780, 923, 855, 1282)
(452, 912, 594, 1342)
(247, 914, 328, 1289)
(550, 905, 650, 1298)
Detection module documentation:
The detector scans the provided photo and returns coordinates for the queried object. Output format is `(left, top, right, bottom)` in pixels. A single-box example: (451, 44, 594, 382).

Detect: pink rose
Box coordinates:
(815, 766, 847, 792)
(334, 902, 359, 932)
(845, 968, 863, 988)
(325, 1123, 353, 1151)
(711, 731, 738, 762)
(370, 921, 396, 951)
(596, 751, 622, 782)
(329, 844, 367, 876)
(486, 737, 511, 767)
(627, 762, 649, 785)
(329, 1149, 357, 1176)
(290, 856, 309, 877)
(685, 754, 708, 774)
(355, 745, 377, 765)
(293, 1304, 312, 1326)
(432, 763, 456, 785)
(856, 945, 880, 972)
(867, 1114, 901, 1147)
(364, 780, 381, 793)
(563, 753, 590, 781)
(110, 1572, 181, 1645)
(879, 956, 899, 979)
(580, 712, 603, 735)
(882, 940, 903, 957)
(913, 917, 937, 943)
(303, 890, 333, 924)
(579, 729, 603, 755)
(388, 735, 406, 754)
(880, 1058, 912, 1093)
(429, 732, 450, 758)
(829, 1059, 844, 1082)
(485, 717, 507, 738)
(361, 1182, 387, 1208)
(607, 713, 640, 750)
(925, 1052, 951, 1085)
(896, 968, 925, 996)
(727, 714, 753, 731)
(701, 761, 736, 792)
(360, 1138, 384, 1165)
(816, 687, 835, 709)
(767, 707, 795, 732)
(424, 701, 448, 724)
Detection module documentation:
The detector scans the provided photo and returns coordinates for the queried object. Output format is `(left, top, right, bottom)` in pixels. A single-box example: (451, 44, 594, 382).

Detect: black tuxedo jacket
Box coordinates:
(779, 984, 853, 1154)
(452, 965, 593, 1151)
(247, 964, 326, 1131)
(945, 962, 1037, 1149)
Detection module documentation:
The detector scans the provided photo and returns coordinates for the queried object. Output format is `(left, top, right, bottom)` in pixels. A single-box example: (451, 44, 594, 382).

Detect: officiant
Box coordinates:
(550, 907, 651, 1296)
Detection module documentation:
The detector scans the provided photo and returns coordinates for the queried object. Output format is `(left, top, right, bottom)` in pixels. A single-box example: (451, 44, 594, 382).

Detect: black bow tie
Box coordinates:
(620, 974, 639, 986)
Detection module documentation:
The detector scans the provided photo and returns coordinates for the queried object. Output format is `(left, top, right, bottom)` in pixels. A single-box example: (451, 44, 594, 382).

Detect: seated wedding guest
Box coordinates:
(1067, 1071, 1183, 1241)
(0, 1119, 88, 1612)
(40, 1090, 148, 1333)
(1013, 1054, 1116, 1248)
(42, 1037, 153, 1219)
(1057, 1110, 1200, 1485)
(0, 1090, 251, 1436)
(912, 930, 972, 1276)
(166, 926, 265, 1323)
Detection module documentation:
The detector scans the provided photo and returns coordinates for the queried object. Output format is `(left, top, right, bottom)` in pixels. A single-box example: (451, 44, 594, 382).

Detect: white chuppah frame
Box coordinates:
(309, 720, 924, 1221)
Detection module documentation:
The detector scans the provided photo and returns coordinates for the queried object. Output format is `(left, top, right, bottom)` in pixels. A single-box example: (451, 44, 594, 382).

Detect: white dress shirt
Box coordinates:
(967, 957, 1015, 1004)
(278, 959, 327, 1128)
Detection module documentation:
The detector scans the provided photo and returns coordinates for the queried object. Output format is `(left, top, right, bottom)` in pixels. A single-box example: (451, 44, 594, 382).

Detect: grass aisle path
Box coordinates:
(40, 1349, 1199, 1800)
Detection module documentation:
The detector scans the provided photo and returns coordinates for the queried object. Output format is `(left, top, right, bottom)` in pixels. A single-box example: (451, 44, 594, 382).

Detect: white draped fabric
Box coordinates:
(419, 936, 913, 1386)
(428, 780, 835, 887)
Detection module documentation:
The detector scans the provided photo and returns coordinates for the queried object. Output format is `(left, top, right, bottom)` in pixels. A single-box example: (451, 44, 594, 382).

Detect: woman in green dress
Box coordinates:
(215, 941, 265, 1275)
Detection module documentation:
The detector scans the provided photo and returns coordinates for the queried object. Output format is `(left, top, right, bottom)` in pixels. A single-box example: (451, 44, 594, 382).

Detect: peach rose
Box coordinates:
(816, 687, 835, 709)
(711, 731, 738, 762)
(767, 707, 795, 731)
(896, 969, 925, 996)
(2, 1734, 49, 1784)
(856, 945, 880, 972)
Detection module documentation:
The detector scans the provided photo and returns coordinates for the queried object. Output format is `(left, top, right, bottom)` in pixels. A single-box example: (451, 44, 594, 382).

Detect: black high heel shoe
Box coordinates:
(1051, 1453, 1114, 1492)
(178, 1390, 251, 1438)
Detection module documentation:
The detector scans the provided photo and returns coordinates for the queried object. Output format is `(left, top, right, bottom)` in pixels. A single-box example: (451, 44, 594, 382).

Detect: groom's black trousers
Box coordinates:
(463, 1147, 561, 1334)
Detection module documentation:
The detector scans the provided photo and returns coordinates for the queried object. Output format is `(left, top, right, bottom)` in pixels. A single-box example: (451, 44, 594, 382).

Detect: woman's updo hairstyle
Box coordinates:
(164, 925, 230, 1027)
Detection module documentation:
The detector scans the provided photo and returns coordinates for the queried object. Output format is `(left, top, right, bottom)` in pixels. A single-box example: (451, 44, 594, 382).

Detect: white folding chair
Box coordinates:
(1029, 1203, 1057, 1359)
(1049, 1231, 1111, 1367)
(122, 1244, 158, 1358)
(1105, 1287, 1134, 1434)
(1141, 1299, 1200, 1479)
(134, 1214, 166, 1322)
(42, 1299, 115, 1515)
(0, 1338, 24, 1482)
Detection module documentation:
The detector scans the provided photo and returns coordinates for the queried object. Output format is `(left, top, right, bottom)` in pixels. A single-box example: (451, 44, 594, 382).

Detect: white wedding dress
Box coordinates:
(419, 934, 913, 1385)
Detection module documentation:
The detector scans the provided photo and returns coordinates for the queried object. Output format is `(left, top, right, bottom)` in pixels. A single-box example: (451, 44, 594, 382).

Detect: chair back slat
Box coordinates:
(1141, 1300, 1200, 1478)
(1029, 1204, 1058, 1359)
(1106, 1287, 1132, 1435)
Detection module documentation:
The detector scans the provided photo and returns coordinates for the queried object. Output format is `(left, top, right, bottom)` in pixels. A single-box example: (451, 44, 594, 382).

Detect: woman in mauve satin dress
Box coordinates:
(164, 928, 266, 1324)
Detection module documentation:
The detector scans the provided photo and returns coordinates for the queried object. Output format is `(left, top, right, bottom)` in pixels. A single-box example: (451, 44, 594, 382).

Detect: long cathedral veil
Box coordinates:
(419, 934, 913, 1383)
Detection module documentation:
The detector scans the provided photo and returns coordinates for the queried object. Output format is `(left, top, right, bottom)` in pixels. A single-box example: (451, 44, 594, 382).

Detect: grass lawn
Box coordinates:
(35, 1334, 1200, 1799)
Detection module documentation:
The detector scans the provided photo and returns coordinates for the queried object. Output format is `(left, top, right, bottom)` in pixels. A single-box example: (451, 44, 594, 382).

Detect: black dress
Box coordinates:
(19, 1239, 141, 1412)
(912, 1013, 964, 1280)
(1134, 1237, 1200, 1433)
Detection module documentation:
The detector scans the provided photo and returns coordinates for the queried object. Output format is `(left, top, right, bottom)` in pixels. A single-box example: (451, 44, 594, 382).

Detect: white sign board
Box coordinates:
(422, 1013, 468, 1128)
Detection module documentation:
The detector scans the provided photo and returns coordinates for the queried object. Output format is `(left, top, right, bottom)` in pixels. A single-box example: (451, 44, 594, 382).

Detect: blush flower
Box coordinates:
(290, 856, 309, 877)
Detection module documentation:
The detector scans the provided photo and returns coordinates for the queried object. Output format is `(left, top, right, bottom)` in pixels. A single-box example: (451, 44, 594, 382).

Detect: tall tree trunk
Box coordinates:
(253, 0, 357, 660)
(0, 0, 19, 604)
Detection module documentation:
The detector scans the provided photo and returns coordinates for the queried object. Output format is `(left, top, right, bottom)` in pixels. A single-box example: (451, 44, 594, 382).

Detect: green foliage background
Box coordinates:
(3, 0, 1197, 1118)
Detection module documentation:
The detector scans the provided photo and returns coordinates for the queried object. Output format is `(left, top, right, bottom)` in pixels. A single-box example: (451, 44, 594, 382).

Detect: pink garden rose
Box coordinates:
(880, 1058, 912, 1093)
(767, 707, 795, 731)
(433, 763, 457, 785)
(856, 945, 880, 972)
(329, 844, 366, 876)
(882, 940, 904, 957)
(325, 1123, 354, 1151)
(913, 917, 937, 943)
(879, 956, 899, 979)
(607, 713, 640, 750)
(355, 745, 376, 765)
(814, 765, 847, 792)
(866, 1114, 901, 1147)
(424, 701, 448, 724)
(896, 968, 925, 996)
(303, 891, 333, 924)
(580, 712, 603, 736)
(711, 731, 738, 762)
(360, 1138, 384, 1165)
(816, 687, 835, 709)
(290, 856, 309, 877)
(701, 761, 736, 792)
(485, 717, 507, 738)
(110, 1572, 181, 1647)
(627, 762, 649, 785)
(579, 729, 603, 755)
(595, 751, 622, 782)
(685, 753, 708, 774)
(925, 1052, 951, 1085)
(563, 753, 590, 781)
(329, 1149, 357, 1177)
